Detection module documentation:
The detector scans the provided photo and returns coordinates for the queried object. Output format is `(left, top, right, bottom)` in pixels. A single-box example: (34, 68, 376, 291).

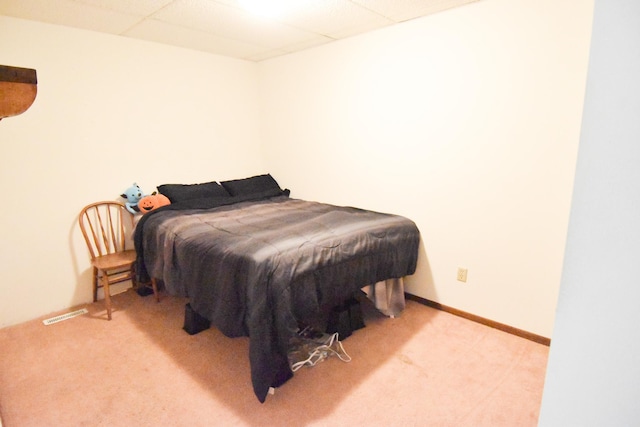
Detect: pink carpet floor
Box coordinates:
(0, 290, 548, 426)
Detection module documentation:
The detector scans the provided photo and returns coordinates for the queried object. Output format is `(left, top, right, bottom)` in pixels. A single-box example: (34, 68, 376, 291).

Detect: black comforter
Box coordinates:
(134, 192, 420, 402)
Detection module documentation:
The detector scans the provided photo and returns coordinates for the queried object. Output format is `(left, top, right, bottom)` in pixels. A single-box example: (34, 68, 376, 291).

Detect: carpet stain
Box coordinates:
(398, 353, 414, 366)
(397, 352, 431, 379)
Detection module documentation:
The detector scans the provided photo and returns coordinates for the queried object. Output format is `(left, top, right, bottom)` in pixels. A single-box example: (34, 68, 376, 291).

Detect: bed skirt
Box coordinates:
(365, 278, 405, 317)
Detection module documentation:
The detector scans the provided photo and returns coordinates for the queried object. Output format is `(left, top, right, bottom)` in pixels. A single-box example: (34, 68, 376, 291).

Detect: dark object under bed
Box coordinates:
(134, 175, 420, 402)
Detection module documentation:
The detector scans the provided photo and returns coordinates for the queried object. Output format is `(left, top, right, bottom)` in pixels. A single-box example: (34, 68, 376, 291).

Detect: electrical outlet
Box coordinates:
(457, 267, 468, 283)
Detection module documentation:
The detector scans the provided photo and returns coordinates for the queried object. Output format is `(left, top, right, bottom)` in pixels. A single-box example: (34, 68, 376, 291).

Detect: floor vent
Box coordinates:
(42, 308, 88, 326)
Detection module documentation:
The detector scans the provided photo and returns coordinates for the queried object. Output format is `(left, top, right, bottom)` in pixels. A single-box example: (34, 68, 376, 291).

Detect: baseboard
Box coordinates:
(405, 293, 551, 346)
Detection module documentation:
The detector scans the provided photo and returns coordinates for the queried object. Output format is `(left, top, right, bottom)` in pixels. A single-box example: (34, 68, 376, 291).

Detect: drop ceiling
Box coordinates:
(0, 0, 479, 62)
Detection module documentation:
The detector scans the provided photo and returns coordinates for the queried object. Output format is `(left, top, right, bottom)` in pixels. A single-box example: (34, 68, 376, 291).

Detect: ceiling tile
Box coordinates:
(278, 35, 334, 53)
(0, 0, 141, 33)
(124, 18, 267, 59)
(352, 0, 479, 23)
(151, 0, 326, 49)
(244, 48, 291, 62)
(73, 0, 174, 17)
(277, 0, 393, 37)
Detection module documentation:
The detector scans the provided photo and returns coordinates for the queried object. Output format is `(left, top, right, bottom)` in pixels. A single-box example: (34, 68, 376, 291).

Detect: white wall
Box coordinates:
(539, 0, 640, 424)
(258, 0, 593, 337)
(1, 0, 594, 339)
(0, 16, 263, 327)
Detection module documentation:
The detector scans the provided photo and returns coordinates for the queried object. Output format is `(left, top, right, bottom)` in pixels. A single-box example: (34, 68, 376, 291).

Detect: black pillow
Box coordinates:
(157, 181, 230, 203)
(221, 174, 282, 197)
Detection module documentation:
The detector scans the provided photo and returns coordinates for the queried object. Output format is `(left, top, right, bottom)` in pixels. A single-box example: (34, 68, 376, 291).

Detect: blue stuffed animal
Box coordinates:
(120, 183, 146, 214)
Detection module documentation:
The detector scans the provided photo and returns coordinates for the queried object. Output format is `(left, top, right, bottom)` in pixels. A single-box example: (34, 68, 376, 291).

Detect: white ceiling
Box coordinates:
(0, 0, 479, 62)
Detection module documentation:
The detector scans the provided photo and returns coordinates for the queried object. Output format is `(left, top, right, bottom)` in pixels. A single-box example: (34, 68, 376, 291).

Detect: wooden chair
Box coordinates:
(79, 201, 158, 320)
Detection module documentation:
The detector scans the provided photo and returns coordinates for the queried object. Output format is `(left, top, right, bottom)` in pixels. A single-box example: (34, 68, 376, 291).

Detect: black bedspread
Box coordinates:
(134, 193, 420, 402)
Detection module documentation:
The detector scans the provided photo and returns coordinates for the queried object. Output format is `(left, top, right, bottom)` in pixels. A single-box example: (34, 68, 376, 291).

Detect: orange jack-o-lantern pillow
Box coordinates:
(138, 193, 171, 214)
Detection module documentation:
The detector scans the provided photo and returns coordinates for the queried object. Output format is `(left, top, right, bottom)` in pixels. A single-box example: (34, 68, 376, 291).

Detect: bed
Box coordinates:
(134, 174, 420, 402)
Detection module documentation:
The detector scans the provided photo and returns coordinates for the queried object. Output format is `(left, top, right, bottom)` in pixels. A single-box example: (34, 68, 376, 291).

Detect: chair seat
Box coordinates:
(91, 249, 137, 270)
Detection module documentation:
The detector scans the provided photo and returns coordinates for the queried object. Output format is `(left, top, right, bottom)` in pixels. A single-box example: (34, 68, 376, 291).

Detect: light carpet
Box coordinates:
(0, 290, 548, 426)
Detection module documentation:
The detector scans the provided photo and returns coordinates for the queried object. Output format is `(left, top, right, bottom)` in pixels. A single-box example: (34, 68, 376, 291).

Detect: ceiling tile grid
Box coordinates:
(0, 0, 480, 61)
(0, 0, 142, 33)
(352, 0, 479, 22)
(271, 0, 393, 37)
(123, 18, 271, 59)
(151, 0, 328, 49)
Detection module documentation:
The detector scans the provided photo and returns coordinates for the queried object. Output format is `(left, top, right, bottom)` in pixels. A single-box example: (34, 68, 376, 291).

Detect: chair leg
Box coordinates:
(131, 263, 138, 289)
(93, 266, 99, 302)
(151, 278, 160, 303)
(102, 273, 113, 321)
